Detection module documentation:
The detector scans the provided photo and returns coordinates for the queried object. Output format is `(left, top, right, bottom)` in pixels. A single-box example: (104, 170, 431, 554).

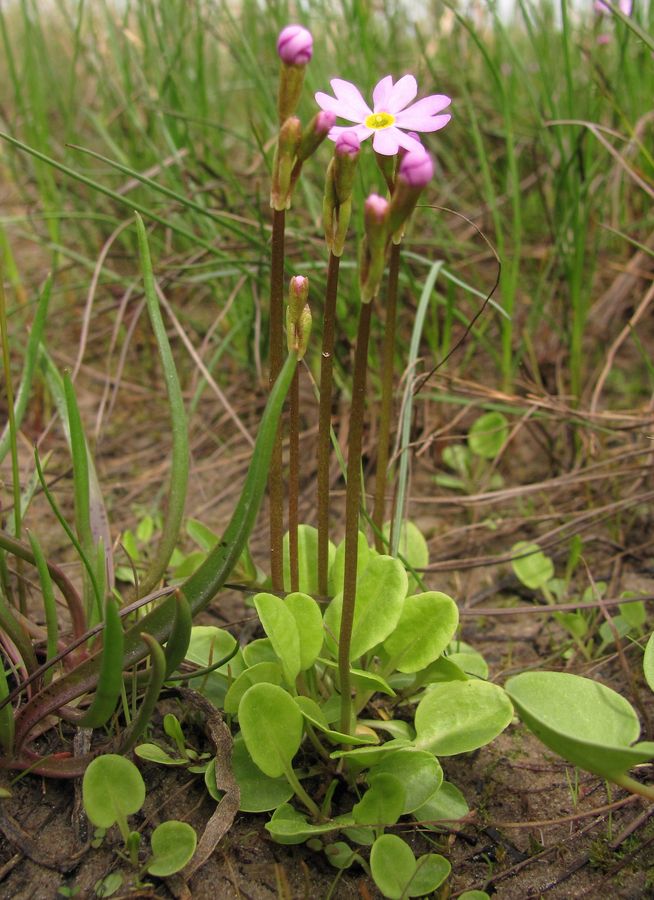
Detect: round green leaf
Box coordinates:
(253, 593, 301, 685)
(353, 773, 405, 826)
(505, 671, 654, 780)
(459, 892, 491, 900)
(511, 541, 554, 590)
(644, 632, 654, 693)
(415, 681, 513, 756)
(185, 626, 237, 669)
(370, 749, 443, 814)
(265, 803, 348, 845)
(238, 683, 304, 778)
(407, 852, 451, 896)
(223, 662, 282, 715)
(241, 638, 277, 667)
(228, 735, 293, 812)
(383, 592, 459, 673)
(468, 411, 509, 459)
(147, 820, 197, 876)
(329, 531, 370, 598)
(370, 834, 416, 900)
(285, 592, 324, 670)
(324, 555, 407, 660)
(83, 755, 145, 829)
(383, 520, 429, 594)
(413, 781, 469, 830)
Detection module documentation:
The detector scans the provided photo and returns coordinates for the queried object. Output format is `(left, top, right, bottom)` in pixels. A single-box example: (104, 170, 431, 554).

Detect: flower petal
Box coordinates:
(330, 78, 372, 121)
(395, 130, 425, 153)
(397, 112, 452, 134)
(394, 94, 451, 128)
(386, 74, 418, 113)
(315, 91, 359, 122)
(372, 126, 402, 155)
(372, 75, 394, 111)
(327, 123, 373, 143)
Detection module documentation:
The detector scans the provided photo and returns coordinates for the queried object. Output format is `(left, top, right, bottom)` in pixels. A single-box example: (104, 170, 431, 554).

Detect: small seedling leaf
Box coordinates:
(238, 683, 303, 778)
(147, 820, 197, 876)
(265, 803, 349, 845)
(415, 681, 513, 755)
(94, 872, 122, 898)
(82, 755, 145, 829)
(185, 626, 237, 670)
(352, 773, 405, 826)
(413, 781, 469, 831)
(407, 852, 451, 896)
(468, 411, 509, 459)
(511, 541, 554, 590)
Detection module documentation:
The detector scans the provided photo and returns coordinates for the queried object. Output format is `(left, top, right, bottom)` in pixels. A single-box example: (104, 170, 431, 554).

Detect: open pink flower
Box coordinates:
(315, 74, 451, 156)
(595, 0, 632, 14)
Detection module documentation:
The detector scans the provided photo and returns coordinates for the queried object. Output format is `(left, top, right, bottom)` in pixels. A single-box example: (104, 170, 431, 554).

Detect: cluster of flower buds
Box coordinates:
(323, 131, 361, 256)
(360, 147, 434, 301)
(272, 26, 334, 211)
(286, 275, 312, 359)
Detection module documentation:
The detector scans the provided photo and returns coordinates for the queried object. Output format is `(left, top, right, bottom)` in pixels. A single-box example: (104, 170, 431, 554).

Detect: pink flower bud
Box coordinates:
(398, 149, 434, 188)
(277, 25, 313, 65)
(315, 110, 336, 136)
(335, 131, 361, 158)
(365, 193, 389, 225)
(290, 275, 309, 302)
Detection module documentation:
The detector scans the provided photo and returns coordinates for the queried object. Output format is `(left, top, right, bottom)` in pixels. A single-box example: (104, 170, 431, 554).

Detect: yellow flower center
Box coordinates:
(365, 111, 395, 130)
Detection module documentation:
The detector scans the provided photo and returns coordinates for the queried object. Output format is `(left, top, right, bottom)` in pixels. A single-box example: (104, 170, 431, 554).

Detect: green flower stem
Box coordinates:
(0, 263, 25, 614)
(269, 208, 286, 591)
(317, 251, 341, 596)
(338, 301, 373, 736)
(372, 240, 401, 551)
(288, 365, 300, 592)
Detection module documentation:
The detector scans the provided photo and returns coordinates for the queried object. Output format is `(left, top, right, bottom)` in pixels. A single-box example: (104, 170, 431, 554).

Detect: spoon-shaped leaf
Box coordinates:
(238, 683, 303, 778)
(225, 735, 293, 812)
(370, 749, 443, 814)
(253, 593, 301, 685)
(415, 681, 513, 755)
(383, 592, 458, 673)
(505, 671, 654, 780)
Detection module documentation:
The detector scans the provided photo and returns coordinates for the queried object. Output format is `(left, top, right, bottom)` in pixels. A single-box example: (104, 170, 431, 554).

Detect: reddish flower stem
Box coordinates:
(268, 208, 286, 591)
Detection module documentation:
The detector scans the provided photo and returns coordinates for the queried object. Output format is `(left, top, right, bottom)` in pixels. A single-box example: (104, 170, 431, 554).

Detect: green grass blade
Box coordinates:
(133, 213, 190, 599)
(118, 632, 167, 753)
(27, 532, 59, 686)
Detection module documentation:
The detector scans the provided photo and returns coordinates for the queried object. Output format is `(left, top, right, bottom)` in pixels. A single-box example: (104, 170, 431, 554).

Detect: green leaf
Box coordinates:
(619, 598, 646, 629)
(83, 755, 145, 829)
(511, 541, 554, 590)
(238, 683, 304, 778)
(352, 773, 405, 827)
(505, 671, 654, 780)
(185, 626, 237, 670)
(241, 638, 277, 667)
(134, 743, 188, 766)
(94, 872, 122, 897)
(224, 662, 283, 715)
(318, 658, 395, 696)
(370, 834, 417, 900)
(265, 804, 349, 845)
(329, 531, 370, 598)
(446, 640, 489, 679)
(77, 597, 124, 729)
(285, 592, 324, 670)
(283, 525, 334, 594)
(324, 555, 407, 660)
(407, 853, 451, 896)
(383, 520, 429, 593)
(228, 735, 293, 812)
(459, 892, 491, 900)
(468, 411, 509, 459)
(413, 781, 470, 830)
(253, 593, 301, 685)
(330, 738, 412, 766)
(186, 518, 219, 552)
(414, 681, 513, 756)
(370, 749, 443, 814)
(442, 444, 470, 476)
(294, 696, 378, 746)
(644, 632, 654, 693)
(147, 821, 197, 876)
(383, 592, 459, 673)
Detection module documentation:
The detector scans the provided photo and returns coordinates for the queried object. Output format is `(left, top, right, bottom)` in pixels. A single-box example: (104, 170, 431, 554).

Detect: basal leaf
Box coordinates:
(253, 593, 301, 685)
(415, 681, 513, 756)
(383, 592, 458, 673)
(238, 683, 303, 778)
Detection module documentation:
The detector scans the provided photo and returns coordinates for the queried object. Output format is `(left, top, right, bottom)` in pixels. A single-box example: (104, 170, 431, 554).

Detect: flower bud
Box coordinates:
(277, 25, 313, 123)
(323, 132, 360, 256)
(297, 110, 336, 164)
(271, 116, 302, 210)
(286, 275, 311, 359)
(335, 131, 360, 158)
(388, 148, 433, 241)
(360, 194, 390, 303)
(277, 25, 313, 65)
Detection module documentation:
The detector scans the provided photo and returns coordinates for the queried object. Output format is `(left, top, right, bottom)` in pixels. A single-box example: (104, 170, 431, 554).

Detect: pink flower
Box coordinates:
(594, 0, 632, 14)
(315, 74, 451, 156)
(277, 25, 313, 65)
